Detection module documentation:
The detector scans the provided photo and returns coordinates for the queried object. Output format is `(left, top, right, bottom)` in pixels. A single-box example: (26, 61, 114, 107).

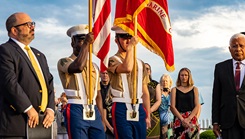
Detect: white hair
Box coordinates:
(159, 74, 173, 89)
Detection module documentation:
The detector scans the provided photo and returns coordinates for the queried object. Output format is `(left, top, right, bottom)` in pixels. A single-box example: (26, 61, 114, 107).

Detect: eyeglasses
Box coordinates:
(14, 21, 35, 28)
(116, 33, 132, 39)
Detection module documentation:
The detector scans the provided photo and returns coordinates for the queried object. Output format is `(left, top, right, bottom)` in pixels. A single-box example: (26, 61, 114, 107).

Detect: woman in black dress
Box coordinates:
(170, 68, 200, 139)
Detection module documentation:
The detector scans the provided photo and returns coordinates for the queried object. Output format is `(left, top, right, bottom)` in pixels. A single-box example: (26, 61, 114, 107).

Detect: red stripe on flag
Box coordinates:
(93, 0, 111, 72)
(93, 0, 111, 39)
(96, 33, 110, 71)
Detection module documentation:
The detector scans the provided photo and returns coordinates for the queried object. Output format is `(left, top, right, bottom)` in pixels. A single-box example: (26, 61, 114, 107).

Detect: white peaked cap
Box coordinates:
(111, 25, 128, 34)
(67, 24, 89, 37)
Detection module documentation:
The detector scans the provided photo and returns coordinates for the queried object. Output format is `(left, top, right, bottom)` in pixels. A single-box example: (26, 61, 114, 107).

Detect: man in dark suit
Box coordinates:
(212, 33, 245, 139)
(0, 12, 55, 138)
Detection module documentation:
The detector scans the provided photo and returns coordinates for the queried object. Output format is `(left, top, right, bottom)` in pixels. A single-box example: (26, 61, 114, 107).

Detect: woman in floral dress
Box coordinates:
(170, 68, 200, 139)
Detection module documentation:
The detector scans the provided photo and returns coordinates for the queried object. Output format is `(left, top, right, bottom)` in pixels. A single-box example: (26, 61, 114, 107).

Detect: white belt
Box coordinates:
(64, 89, 78, 96)
(68, 99, 84, 104)
(112, 98, 143, 104)
(65, 89, 97, 105)
(67, 99, 97, 105)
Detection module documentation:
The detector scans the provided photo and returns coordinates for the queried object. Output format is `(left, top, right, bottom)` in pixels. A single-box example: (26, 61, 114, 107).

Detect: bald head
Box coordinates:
(5, 12, 34, 45)
(229, 33, 245, 45)
(6, 12, 30, 33)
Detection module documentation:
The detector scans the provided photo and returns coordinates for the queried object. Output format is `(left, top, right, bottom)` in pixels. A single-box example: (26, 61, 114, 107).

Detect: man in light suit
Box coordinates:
(212, 33, 245, 139)
(0, 12, 55, 138)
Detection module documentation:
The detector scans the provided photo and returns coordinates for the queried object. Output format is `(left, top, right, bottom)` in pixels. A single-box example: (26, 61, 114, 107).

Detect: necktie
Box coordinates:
(24, 46, 47, 112)
(235, 62, 241, 91)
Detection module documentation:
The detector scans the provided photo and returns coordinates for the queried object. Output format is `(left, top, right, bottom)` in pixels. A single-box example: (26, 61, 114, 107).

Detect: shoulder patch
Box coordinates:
(109, 59, 115, 67)
(60, 59, 68, 66)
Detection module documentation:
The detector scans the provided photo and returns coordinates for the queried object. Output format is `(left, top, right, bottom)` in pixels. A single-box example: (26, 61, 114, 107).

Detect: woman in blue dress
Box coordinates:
(158, 74, 173, 139)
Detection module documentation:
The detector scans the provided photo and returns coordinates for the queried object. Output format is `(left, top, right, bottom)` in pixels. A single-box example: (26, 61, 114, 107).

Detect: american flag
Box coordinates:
(92, 0, 111, 72)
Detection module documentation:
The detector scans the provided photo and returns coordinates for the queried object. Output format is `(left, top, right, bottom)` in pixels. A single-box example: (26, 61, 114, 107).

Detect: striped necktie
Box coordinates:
(24, 46, 47, 112)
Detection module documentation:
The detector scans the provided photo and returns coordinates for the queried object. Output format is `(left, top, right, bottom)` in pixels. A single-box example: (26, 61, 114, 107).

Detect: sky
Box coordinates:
(1, 0, 245, 124)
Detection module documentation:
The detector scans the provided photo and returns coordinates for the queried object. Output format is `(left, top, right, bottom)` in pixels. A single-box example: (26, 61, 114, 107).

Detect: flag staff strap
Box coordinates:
(86, 0, 93, 118)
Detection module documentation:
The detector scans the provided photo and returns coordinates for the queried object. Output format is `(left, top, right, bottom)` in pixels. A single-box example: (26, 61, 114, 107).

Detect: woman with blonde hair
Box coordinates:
(170, 68, 199, 139)
(158, 74, 173, 139)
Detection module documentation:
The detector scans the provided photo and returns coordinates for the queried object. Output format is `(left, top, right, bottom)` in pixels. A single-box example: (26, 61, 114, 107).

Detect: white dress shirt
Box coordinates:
(233, 59, 245, 88)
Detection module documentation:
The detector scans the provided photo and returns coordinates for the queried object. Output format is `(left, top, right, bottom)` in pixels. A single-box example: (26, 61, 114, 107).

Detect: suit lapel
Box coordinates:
(240, 63, 245, 91)
(32, 48, 46, 77)
(30, 47, 48, 85)
(227, 59, 245, 92)
(31, 48, 49, 85)
(227, 59, 236, 91)
(9, 40, 40, 81)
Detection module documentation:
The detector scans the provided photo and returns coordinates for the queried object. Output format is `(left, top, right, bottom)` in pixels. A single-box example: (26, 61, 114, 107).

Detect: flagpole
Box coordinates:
(133, 15, 137, 106)
(88, 0, 93, 116)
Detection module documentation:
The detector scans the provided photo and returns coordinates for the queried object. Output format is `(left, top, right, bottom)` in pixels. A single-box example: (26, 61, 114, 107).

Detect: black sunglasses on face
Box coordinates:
(116, 33, 132, 39)
(14, 21, 35, 28)
(73, 34, 86, 41)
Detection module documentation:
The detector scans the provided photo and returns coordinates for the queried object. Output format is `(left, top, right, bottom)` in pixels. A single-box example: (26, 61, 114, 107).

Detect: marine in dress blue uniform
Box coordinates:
(57, 24, 105, 139)
(107, 26, 151, 139)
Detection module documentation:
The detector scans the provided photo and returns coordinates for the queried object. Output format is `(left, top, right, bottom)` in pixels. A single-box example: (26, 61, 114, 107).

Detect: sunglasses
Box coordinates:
(116, 33, 132, 39)
(73, 34, 86, 40)
(14, 21, 35, 28)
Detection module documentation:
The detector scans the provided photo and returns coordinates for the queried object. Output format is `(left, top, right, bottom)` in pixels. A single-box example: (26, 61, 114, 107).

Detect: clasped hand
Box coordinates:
(181, 118, 191, 128)
(27, 108, 54, 128)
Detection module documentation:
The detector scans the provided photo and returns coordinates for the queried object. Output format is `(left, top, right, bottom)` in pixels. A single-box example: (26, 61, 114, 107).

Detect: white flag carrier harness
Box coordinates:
(110, 56, 143, 113)
(64, 58, 99, 114)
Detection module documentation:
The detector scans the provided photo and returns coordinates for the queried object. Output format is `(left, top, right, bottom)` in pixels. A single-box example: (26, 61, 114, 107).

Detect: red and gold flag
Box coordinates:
(114, 0, 174, 72)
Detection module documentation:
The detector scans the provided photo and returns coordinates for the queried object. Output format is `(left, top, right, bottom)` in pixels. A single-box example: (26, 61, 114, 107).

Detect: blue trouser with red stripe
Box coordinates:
(64, 104, 105, 139)
(112, 102, 147, 139)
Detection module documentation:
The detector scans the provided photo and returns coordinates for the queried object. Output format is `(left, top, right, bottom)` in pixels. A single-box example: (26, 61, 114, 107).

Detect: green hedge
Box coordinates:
(200, 130, 216, 139)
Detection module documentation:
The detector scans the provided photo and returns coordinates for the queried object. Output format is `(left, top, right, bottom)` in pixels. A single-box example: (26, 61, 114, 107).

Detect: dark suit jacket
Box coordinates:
(0, 39, 55, 136)
(212, 59, 245, 129)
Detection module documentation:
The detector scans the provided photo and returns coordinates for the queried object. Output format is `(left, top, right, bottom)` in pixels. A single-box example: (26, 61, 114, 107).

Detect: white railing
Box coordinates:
(198, 119, 212, 130)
